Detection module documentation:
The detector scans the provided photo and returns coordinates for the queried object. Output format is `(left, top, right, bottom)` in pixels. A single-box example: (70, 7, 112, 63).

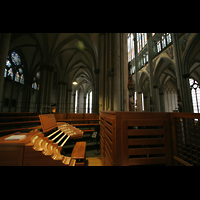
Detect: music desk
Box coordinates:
(0, 131, 37, 166)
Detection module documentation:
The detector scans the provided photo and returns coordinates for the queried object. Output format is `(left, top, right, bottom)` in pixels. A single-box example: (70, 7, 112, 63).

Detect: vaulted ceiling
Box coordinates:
(9, 33, 100, 94)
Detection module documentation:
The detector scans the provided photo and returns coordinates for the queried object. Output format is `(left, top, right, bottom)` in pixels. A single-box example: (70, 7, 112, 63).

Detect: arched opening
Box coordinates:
(182, 34, 200, 112)
(153, 57, 177, 112)
(138, 72, 150, 111)
(86, 89, 92, 113)
(164, 78, 178, 112)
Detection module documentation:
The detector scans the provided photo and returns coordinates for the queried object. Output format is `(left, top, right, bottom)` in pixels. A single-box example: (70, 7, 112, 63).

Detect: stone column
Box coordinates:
(153, 85, 160, 112)
(57, 82, 62, 113)
(108, 33, 112, 111)
(58, 82, 67, 113)
(72, 93, 76, 113)
(122, 33, 129, 111)
(172, 33, 186, 112)
(159, 92, 165, 112)
(83, 96, 86, 113)
(147, 33, 154, 111)
(38, 66, 47, 113)
(38, 65, 55, 113)
(98, 33, 105, 113)
(134, 33, 139, 112)
(0, 33, 11, 109)
(66, 89, 72, 113)
(94, 69, 100, 113)
(46, 67, 54, 107)
(112, 33, 121, 111)
(182, 74, 193, 112)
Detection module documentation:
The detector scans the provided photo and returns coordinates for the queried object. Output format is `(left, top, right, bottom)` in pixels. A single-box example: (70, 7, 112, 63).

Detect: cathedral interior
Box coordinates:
(0, 33, 200, 166)
(0, 33, 200, 114)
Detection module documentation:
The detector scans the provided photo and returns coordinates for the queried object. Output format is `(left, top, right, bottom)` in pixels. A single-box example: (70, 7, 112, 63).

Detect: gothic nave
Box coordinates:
(0, 33, 200, 166)
(0, 33, 200, 114)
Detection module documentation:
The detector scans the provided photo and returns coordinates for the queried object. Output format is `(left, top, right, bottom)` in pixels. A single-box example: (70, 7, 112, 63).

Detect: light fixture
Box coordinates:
(72, 78, 78, 85)
(40, 104, 57, 115)
(73, 81, 78, 85)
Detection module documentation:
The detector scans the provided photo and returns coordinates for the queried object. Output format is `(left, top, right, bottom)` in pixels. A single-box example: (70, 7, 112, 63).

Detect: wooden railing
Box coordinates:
(171, 113, 200, 166)
(121, 118, 172, 166)
(100, 113, 115, 166)
(100, 111, 200, 166)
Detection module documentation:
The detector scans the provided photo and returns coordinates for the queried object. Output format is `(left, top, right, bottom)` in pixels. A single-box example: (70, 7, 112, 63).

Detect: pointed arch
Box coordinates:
(153, 57, 176, 87)
(182, 33, 200, 76)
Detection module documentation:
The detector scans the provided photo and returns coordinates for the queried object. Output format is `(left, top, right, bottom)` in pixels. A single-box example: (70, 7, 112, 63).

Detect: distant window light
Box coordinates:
(189, 78, 200, 113)
(32, 71, 40, 90)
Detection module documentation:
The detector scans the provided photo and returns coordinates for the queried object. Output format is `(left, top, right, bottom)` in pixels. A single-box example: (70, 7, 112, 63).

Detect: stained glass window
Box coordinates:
(189, 78, 200, 113)
(130, 66, 135, 75)
(8, 68, 13, 80)
(32, 82, 37, 90)
(4, 69, 7, 77)
(142, 33, 145, 48)
(15, 72, 19, 82)
(131, 33, 135, 59)
(127, 33, 135, 62)
(145, 33, 147, 45)
(162, 35, 166, 48)
(139, 34, 142, 51)
(137, 33, 140, 53)
(6, 60, 11, 68)
(157, 41, 161, 52)
(166, 33, 172, 44)
(11, 52, 21, 66)
(4, 52, 24, 84)
(137, 33, 147, 53)
(36, 71, 40, 79)
(154, 33, 172, 55)
(32, 71, 40, 90)
(20, 74, 24, 84)
(128, 34, 131, 62)
(14, 66, 24, 84)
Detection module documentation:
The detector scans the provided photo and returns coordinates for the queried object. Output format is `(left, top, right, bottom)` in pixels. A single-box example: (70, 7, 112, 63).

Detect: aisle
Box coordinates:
(86, 157, 102, 166)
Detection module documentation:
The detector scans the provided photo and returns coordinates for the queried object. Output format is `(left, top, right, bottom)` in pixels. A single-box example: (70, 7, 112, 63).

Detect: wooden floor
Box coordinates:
(86, 157, 102, 166)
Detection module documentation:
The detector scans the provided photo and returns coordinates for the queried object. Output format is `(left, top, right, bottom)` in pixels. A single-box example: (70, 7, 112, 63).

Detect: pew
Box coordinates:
(0, 113, 40, 136)
(54, 113, 99, 124)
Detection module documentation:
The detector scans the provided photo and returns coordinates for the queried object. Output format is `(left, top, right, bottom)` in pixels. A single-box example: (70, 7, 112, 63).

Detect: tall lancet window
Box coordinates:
(189, 78, 200, 113)
(89, 91, 92, 113)
(75, 90, 78, 113)
(86, 93, 88, 113)
(137, 33, 147, 53)
(127, 33, 135, 62)
(32, 71, 40, 90)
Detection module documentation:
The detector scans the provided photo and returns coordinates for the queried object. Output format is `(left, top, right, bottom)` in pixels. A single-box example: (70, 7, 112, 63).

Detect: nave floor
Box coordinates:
(86, 157, 102, 166)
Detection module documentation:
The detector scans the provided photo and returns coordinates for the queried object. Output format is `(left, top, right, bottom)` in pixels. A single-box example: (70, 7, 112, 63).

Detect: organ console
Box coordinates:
(30, 114, 85, 165)
(0, 114, 86, 166)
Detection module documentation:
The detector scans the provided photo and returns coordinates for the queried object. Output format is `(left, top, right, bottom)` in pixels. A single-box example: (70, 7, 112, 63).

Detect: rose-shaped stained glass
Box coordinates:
(11, 52, 21, 66)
